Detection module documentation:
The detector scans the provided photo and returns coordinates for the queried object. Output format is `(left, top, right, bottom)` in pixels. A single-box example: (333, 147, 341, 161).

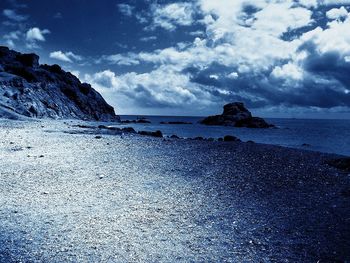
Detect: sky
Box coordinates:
(1, 0, 350, 118)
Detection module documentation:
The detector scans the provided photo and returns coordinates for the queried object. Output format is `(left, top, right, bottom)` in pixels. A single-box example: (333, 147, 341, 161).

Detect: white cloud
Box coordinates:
(100, 53, 140, 66)
(297, 0, 318, 8)
(84, 67, 213, 110)
(326, 6, 348, 20)
(4, 31, 21, 40)
(298, 0, 350, 7)
(117, 4, 134, 16)
(3, 9, 28, 22)
(301, 15, 350, 54)
(85, 70, 119, 89)
(228, 72, 239, 79)
(148, 2, 195, 31)
(271, 63, 304, 80)
(189, 30, 205, 36)
(322, 0, 350, 5)
(49, 51, 83, 63)
(3, 30, 21, 48)
(66, 52, 83, 61)
(26, 27, 50, 42)
(252, 2, 313, 37)
(140, 36, 157, 42)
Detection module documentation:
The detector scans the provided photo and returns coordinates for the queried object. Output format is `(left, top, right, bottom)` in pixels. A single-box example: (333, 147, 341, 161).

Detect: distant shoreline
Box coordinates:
(1, 117, 350, 156)
(119, 114, 350, 121)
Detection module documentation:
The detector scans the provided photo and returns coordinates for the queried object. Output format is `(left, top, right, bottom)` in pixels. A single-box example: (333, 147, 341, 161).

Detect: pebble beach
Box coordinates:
(0, 119, 349, 262)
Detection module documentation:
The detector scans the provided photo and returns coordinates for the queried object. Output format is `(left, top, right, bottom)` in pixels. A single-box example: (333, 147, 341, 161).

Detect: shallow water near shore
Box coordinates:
(119, 115, 350, 156)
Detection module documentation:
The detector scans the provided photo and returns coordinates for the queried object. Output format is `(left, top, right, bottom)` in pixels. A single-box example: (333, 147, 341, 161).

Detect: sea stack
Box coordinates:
(0, 46, 120, 121)
(200, 102, 274, 128)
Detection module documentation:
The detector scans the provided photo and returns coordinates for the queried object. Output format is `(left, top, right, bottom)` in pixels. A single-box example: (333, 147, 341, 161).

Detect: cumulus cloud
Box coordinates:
(49, 51, 83, 63)
(326, 6, 348, 20)
(301, 16, 350, 54)
(26, 27, 50, 42)
(90, 0, 350, 114)
(271, 62, 304, 80)
(84, 66, 214, 111)
(2, 9, 28, 22)
(24, 27, 50, 49)
(252, 2, 313, 37)
(147, 2, 195, 31)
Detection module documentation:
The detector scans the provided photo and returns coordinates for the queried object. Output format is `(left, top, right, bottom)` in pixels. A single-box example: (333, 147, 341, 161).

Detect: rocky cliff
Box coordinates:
(0, 46, 120, 121)
(200, 102, 274, 128)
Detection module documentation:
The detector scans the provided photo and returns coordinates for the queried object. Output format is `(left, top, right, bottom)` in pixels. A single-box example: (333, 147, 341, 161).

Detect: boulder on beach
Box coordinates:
(223, 135, 241, 142)
(138, 130, 163, 138)
(326, 158, 350, 172)
(200, 102, 274, 128)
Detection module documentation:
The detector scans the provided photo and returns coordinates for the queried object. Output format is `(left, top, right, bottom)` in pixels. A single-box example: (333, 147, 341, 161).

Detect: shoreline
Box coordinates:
(2, 117, 350, 157)
(0, 119, 349, 262)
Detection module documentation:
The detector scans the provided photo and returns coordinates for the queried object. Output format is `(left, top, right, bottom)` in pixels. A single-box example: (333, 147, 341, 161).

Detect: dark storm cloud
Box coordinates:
(188, 55, 350, 110)
(301, 42, 350, 88)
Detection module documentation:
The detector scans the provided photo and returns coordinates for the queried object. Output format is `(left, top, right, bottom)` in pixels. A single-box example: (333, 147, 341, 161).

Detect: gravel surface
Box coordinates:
(0, 119, 349, 262)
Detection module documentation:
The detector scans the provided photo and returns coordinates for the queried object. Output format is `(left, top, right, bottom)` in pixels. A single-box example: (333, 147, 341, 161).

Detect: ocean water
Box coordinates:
(119, 115, 350, 156)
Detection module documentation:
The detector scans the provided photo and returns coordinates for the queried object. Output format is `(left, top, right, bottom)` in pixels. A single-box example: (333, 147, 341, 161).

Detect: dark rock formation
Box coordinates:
(200, 102, 274, 128)
(138, 130, 163, 138)
(326, 158, 350, 172)
(0, 46, 120, 121)
(234, 117, 273, 128)
(121, 127, 137, 133)
(223, 135, 241, 142)
(71, 124, 136, 136)
(121, 119, 151, 124)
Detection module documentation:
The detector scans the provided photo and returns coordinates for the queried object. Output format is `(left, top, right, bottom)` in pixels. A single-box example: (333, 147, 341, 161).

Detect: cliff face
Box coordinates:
(0, 46, 120, 121)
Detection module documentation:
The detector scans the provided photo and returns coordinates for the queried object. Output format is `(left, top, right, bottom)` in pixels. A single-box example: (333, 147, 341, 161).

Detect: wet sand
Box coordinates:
(0, 119, 349, 262)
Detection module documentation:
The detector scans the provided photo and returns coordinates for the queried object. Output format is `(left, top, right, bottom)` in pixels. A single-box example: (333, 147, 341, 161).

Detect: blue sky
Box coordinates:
(1, 0, 350, 118)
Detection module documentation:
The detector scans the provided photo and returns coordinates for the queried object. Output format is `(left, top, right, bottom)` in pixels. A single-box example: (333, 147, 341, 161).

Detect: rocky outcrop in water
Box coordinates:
(121, 118, 151, 124)
(0, 46, 120, 121)
(200, 102, 274, 128)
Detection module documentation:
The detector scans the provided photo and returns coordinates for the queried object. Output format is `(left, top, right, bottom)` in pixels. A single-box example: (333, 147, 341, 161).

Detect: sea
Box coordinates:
(119, 115, 350, 156)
